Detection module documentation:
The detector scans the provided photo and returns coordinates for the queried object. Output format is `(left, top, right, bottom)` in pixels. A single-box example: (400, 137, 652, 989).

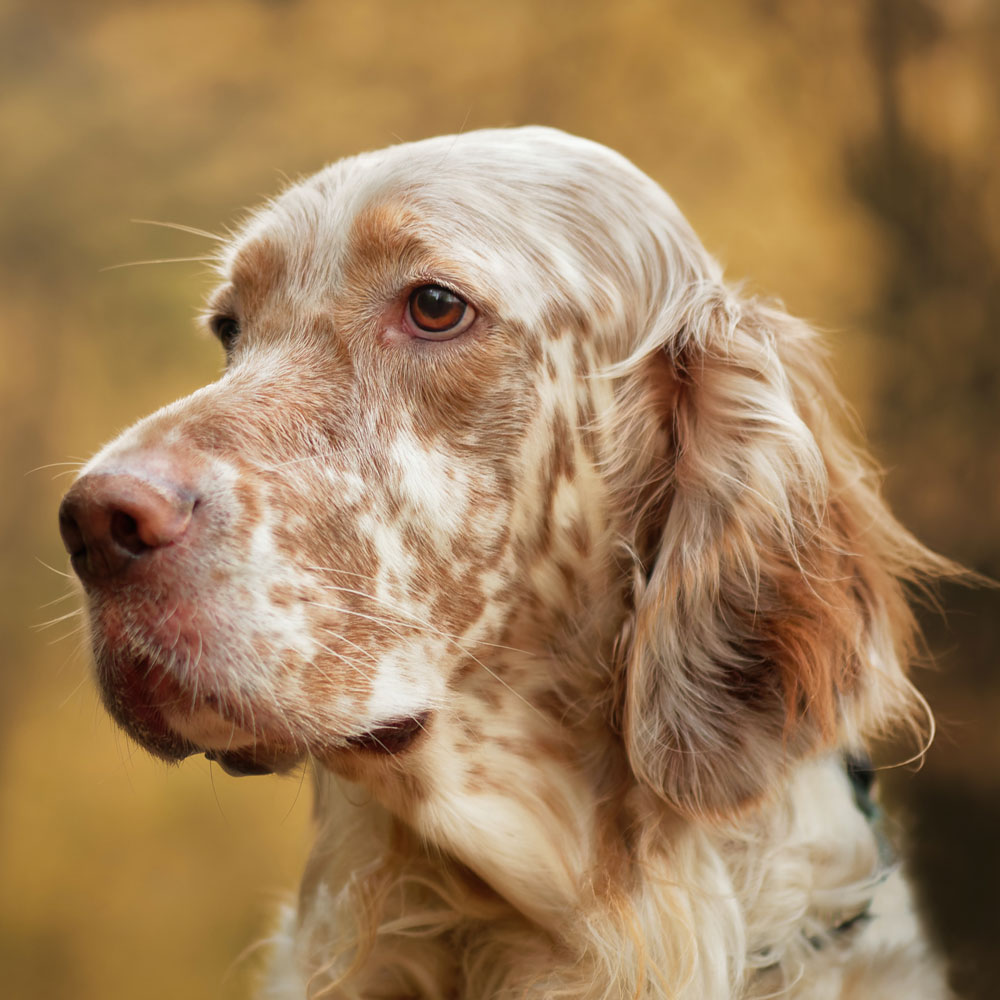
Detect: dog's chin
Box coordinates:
(165, 706, 307, 776)
(115, 698, 305, 776)
(92, 648, 298, 774)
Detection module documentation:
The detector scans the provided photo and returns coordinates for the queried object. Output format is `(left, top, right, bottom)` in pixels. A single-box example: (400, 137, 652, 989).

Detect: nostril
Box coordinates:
(58, 505, 86, 560)
(110, 509, 148, 556)
(58, 471, 198, 583)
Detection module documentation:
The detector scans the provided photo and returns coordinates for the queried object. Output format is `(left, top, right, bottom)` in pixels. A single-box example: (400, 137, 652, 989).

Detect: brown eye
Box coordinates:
(406, 285, 475, 339)
(210, 315, 240, 351)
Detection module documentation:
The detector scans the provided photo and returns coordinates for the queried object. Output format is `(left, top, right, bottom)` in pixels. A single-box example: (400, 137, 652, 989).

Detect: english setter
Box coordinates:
(59, 128, 956, 999)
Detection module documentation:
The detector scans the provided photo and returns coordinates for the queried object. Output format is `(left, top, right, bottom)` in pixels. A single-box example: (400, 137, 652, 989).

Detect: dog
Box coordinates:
(59, 128, 957, 998)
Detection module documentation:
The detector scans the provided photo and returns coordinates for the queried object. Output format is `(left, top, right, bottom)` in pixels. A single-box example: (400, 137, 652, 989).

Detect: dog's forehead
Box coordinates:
(216, 128, 659, 316)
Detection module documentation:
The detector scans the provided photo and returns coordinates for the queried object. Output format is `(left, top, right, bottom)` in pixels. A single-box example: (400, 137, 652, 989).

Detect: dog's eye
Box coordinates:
(210, 315, 241, 352)
(406, 285, 475, 340)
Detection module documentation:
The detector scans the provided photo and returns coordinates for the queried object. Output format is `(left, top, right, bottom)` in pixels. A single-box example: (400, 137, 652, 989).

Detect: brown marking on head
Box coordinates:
(230, 238, 289, 313)
(343, 200, 424, 276)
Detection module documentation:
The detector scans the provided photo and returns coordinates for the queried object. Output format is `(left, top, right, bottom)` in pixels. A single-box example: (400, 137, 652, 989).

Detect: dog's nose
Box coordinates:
(59, 472, 195, 582)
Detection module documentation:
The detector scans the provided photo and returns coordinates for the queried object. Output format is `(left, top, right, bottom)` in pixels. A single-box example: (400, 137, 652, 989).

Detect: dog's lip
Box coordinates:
(203, 714, 432, 776)
(204, 745, 302, 777)
(95, 650, 201, 761)
(344, 711, 432, 755)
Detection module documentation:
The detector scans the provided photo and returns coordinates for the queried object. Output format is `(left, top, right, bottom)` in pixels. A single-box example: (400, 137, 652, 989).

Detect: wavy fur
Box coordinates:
(65, 128, 959, 999)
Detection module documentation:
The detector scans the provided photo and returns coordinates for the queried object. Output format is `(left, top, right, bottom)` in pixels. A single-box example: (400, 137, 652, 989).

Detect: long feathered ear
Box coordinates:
(614, 291, 953, 819)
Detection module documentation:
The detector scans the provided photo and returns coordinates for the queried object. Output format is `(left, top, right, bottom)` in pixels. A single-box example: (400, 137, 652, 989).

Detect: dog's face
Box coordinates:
(59, 129, 667, 778)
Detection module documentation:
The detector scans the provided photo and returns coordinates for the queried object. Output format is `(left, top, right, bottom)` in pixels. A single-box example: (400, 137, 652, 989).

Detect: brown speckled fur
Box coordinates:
(64, 128, 958, 999)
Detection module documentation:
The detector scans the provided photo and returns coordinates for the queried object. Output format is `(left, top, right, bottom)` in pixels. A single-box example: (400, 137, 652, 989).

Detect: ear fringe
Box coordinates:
(610, 291, 963, 818)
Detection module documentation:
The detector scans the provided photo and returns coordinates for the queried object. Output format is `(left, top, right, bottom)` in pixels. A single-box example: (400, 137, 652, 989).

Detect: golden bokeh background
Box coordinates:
(1, 0, 997, 997)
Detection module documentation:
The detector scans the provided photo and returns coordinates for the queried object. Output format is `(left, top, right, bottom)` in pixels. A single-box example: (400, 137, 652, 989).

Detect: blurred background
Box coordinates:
(1, 0, 997, 996)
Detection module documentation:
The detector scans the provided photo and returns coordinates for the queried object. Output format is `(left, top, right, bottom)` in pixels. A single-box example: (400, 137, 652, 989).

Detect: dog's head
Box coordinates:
(60, 128, 945, 814)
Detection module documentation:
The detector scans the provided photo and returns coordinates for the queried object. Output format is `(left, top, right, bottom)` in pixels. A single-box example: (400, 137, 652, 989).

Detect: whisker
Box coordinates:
(444, 646, 546, 721)
(309, 578, 537, 658)
(49, 622, 89, 645)
(57, 673, 92, 710)
(256, 455, 322, 473)
(34, 607, 84, 631)
(281, 761, 311, 824)
(36, 557, 75, 580)
(207, 757, 226, 818)
(303, 565, 383, 583)
(303, 600, 413, 643)
(100, 255, 216, 272)
(314, 640, 370, 681)
(131, 218, 226, 242)
(38, 590, 79, 610)
(222, 717, 244, 754)
(24, 459, 87, 476)
(190, 629, 205, 711)
(317, 627, 378, 665)
(308, 595, 546, 722)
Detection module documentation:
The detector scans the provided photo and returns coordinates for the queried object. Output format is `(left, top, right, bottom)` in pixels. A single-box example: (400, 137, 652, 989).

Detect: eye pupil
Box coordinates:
(415, 286, 458, 320)
(408, 285, 466, 332)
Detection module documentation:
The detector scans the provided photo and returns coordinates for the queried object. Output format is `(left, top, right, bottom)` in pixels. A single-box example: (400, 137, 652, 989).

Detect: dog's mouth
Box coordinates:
(95, 644, 432, 776)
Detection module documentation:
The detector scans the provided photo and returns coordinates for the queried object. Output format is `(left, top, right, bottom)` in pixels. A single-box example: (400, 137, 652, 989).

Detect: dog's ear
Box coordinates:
(614, 294, 951, 818)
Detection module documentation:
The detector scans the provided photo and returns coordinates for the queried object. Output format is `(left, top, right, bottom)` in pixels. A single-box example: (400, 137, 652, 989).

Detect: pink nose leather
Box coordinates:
(59, 472, 195, 582)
